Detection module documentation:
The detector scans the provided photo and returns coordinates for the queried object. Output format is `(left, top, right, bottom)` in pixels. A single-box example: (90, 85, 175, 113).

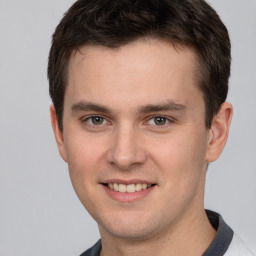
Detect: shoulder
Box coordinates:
(225, 234, 255, 256)
(80, 240, 101, 256)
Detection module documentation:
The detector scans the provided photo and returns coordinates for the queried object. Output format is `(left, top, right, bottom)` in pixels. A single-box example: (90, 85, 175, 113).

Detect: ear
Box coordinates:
(205, 102, 233, 162)
(50, 104, 67, 162)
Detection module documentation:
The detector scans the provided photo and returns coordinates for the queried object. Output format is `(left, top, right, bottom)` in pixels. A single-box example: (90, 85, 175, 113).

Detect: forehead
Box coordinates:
(66, 39, 202, 111)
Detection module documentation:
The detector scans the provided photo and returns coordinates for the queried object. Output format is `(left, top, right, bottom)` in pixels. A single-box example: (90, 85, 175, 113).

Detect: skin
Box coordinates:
(51, 39, 232, 256)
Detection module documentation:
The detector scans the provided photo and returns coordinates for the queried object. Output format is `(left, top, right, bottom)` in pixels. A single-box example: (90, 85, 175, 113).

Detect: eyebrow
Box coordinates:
(71, 100, 186, 115)
(71, 101, 112, 114)
(138, 100, 186, 114)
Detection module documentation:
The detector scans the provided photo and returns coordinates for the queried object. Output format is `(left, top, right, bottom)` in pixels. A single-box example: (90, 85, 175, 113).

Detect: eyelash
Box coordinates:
(82, 115, 110, 127)
(81, 115, 174, 129)
(146, 116, 174, 126)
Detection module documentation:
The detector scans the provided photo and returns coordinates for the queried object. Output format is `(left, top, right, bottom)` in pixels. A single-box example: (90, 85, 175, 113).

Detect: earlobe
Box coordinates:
(50, 104, 67, 162)
(205, 102, 233, 162)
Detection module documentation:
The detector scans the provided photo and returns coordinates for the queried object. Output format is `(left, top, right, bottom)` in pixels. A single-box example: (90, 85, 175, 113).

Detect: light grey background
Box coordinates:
(0, 1, 255, 255)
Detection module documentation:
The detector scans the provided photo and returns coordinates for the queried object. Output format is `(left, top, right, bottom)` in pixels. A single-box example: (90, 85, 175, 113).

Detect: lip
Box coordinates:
(100, 179, 156, 202)
(101, 179, 155, 185)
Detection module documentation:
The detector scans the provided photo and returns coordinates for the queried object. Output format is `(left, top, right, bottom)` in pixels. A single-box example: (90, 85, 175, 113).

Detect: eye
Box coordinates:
(148, 116, 169, 126)
(154, 116, 167, 125)
(84, 116, 107, 126)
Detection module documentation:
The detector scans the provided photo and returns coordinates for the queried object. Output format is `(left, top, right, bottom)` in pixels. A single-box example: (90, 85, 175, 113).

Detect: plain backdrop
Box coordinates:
(0, 1, 255, 255)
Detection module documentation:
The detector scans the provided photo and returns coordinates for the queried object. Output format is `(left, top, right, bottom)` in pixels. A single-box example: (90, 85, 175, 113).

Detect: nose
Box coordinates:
(106, 124, 147, 170)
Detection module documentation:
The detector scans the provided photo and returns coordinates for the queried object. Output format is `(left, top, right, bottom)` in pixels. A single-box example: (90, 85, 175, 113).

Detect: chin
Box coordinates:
(97, 212, 163, 241)
(101, 224, 155, 241)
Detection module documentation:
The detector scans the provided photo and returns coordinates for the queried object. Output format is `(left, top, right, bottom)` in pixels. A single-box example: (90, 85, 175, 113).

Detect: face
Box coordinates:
(53, 39, 214, 241)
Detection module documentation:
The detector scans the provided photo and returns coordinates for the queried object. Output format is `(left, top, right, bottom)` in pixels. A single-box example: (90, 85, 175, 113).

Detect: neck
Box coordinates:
(99, 208, 216, 256)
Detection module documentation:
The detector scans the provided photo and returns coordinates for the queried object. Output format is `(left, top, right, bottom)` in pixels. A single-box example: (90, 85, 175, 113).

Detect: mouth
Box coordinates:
(102, 183, 156, 193)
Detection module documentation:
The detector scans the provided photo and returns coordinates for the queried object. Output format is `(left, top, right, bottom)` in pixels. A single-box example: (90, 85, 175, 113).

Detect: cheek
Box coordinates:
(149, 132, 207, 188)
(65, 132, 106, 173)
(63, 134, 106, 205)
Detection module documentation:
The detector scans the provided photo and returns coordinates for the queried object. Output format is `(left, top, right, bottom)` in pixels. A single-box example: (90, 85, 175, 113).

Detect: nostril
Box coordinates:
(106, 135, 147, 170)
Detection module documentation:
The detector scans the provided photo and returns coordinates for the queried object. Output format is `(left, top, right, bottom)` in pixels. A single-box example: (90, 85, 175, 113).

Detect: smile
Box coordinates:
(107, 183, 153, 193)
(101, 181, 156, 202)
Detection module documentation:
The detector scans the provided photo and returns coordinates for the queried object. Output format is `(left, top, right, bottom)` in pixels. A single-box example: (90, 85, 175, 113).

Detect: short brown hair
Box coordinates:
(48, 0, 231, 131)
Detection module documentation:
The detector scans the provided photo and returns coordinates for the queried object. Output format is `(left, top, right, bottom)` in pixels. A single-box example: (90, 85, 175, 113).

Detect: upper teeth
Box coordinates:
(108, 183, 152, 193)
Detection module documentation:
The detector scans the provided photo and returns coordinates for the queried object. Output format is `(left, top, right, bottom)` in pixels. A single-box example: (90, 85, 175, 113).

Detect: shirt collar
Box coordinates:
(203, 209, 233, 256)
(81, 210, 234, 256)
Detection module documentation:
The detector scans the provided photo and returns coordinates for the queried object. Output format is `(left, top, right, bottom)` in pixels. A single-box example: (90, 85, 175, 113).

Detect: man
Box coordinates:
(48, 0, 254, 255)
